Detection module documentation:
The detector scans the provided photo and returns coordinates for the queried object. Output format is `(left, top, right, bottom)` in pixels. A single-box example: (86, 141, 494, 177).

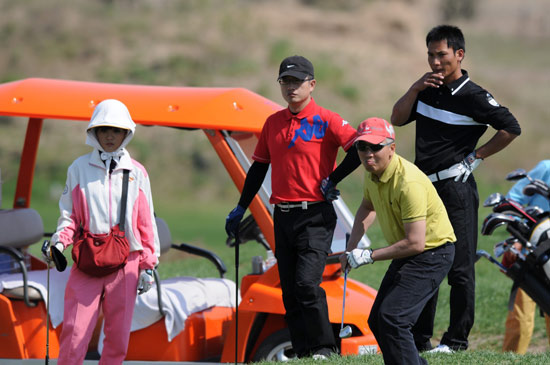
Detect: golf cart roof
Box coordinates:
(0, 77, 363, 252)
(0, 78, 283, 132)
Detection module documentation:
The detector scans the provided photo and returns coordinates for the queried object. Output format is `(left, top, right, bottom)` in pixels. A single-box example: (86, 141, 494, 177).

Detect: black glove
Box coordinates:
(41, 240, 67, 272)
(320, 177, 340, 201)
(225, 205, 245, 238)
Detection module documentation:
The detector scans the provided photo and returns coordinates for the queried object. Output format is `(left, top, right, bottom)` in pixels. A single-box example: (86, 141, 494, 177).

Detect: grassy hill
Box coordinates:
(2, 0, 549, 182)
(1, 0, 549, 357)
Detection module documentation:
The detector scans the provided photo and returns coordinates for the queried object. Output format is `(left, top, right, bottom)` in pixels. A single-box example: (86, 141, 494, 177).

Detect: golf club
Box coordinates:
(505, 168, 530, 182)
(41, 240, 51, 365)
(493, 240, 508, 258)
(339, 268, 352, 339)
(523, 179, 550, 199)
(475, 250, 508, 272)
(483, 192, 504, 207)
(491, 199, 537, 224)
(481, 212, 519, 236)
(234, 233, 240, 365)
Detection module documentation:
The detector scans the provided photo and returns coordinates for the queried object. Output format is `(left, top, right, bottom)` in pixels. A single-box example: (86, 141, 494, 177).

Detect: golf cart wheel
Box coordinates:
(253, 328, 297, 362)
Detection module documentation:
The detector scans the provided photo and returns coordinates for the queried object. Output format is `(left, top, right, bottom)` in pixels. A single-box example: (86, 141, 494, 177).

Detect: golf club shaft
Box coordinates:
(341, 269, 348, 330)
(45, 262, 50, 365)
(234, 234, 240, 365)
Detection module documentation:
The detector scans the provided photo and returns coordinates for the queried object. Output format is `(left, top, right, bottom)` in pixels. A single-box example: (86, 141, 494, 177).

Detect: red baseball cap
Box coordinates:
(354, 117, 395, 145)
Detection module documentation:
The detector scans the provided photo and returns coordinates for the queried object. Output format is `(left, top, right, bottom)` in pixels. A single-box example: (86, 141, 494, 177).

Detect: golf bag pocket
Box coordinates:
(72, 225, 130, 277)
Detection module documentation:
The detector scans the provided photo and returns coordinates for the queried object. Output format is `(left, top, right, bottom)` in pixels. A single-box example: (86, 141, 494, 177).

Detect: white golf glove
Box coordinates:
(137, 269, 154, 295)
(347, 248, 374, 269)
(454, 151, 482, 183)
(42, 242, 64, 263)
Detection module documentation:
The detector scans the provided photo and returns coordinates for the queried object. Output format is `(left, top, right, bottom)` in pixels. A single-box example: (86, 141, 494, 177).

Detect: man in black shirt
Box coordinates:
(391, 25, 521, 353)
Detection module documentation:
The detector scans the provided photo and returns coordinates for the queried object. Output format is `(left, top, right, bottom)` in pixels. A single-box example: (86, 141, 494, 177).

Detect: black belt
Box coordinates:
(276, 201, 322, 212)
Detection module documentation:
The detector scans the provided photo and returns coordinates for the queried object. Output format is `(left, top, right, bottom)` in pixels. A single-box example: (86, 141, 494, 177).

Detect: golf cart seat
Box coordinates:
(0, 208, 45, 306)
(0, 208, 44, 248)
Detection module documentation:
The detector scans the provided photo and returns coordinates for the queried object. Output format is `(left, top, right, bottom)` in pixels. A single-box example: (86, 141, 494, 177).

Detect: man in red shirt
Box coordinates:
(226, 55, 360, 359)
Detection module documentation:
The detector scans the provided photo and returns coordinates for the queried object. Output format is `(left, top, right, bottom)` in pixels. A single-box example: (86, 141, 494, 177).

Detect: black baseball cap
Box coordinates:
(278, 56, 314, 81)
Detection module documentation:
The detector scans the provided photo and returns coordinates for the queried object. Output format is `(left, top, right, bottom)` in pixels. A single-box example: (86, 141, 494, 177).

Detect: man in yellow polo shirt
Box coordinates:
(339, 117, 456, 365)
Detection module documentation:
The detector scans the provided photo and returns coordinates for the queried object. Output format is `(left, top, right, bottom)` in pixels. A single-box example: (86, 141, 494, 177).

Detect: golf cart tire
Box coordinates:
(253, 328, 296, 362)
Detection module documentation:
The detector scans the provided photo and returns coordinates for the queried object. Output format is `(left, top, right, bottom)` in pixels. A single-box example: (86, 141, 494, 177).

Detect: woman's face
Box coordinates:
(95, 126, 127, 152)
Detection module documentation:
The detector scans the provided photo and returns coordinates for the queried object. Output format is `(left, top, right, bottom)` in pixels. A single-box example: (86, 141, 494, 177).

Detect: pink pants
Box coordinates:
(57, 251, 140, 365)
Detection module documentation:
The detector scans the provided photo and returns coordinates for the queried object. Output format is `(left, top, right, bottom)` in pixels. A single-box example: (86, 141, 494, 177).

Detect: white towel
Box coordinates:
(97, 276, 239, 353)
(0, 268, 70, 328)
(0, 269, 239, 348)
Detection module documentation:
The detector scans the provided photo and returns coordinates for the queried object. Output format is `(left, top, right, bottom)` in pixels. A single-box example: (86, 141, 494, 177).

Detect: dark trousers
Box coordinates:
(274, 202, 337, 357)
(369, 243, 455, 365)
(413, 176, 479, 350)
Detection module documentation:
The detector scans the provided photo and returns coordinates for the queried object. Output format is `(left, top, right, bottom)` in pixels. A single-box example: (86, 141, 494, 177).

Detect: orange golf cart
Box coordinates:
(0, 78, 378, 362)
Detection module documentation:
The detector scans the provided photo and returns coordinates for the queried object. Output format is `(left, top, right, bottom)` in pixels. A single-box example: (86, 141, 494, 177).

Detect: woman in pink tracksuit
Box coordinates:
(50, 99, 160, 364)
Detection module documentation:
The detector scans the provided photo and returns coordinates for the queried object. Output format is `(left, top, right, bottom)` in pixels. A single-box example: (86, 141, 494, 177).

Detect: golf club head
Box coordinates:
(523, 184, 538, 197)
(475, 249, 491, 262)
(339, 325, 352, 339)
(481, 213, 518, 236)
(523, 179, 550, 199)
(491, 199, 537, 224)
(51, 245, 67, 272)
(525, 206, 545, 219)
(493, 241, 507, 258)
(483, 192, 504, 207)
(475, 250, 508, 272)
(506, 168, 529, 182)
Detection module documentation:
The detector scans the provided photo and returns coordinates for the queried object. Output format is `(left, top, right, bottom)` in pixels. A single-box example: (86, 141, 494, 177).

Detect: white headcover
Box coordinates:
(86, 99, 136, 152)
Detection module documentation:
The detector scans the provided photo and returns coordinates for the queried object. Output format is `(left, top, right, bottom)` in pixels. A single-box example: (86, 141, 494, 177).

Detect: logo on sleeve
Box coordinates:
(288, 115, 328, 148)
(486, 93, 500, 107)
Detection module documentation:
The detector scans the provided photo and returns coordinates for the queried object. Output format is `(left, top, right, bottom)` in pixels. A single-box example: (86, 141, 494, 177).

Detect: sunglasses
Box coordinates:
(355, 140, 393, 153)
(278, 77, 312, 87)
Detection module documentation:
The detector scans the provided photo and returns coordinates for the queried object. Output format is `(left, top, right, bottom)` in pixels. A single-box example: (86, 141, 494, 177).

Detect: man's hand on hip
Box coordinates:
(455, 151, 482, 183)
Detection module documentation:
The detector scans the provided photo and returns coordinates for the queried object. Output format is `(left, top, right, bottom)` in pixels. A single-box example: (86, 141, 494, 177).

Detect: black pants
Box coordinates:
(370, 243, 455, 365)
(413, 176, 479, 351)
(274, 202, 337, 357)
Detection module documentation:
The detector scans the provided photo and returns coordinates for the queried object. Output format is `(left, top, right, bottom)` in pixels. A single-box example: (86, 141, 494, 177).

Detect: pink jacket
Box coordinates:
(52, 149, 159, 270)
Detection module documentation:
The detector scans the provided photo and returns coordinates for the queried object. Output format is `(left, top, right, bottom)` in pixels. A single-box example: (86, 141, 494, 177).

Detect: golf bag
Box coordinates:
(480, 168, 550, 317)
(505, 244, 550, 316)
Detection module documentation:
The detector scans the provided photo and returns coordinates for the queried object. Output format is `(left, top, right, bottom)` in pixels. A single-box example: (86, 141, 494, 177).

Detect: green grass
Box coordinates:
(9, 174, 549, 359)
(253, 350, 550, 364)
